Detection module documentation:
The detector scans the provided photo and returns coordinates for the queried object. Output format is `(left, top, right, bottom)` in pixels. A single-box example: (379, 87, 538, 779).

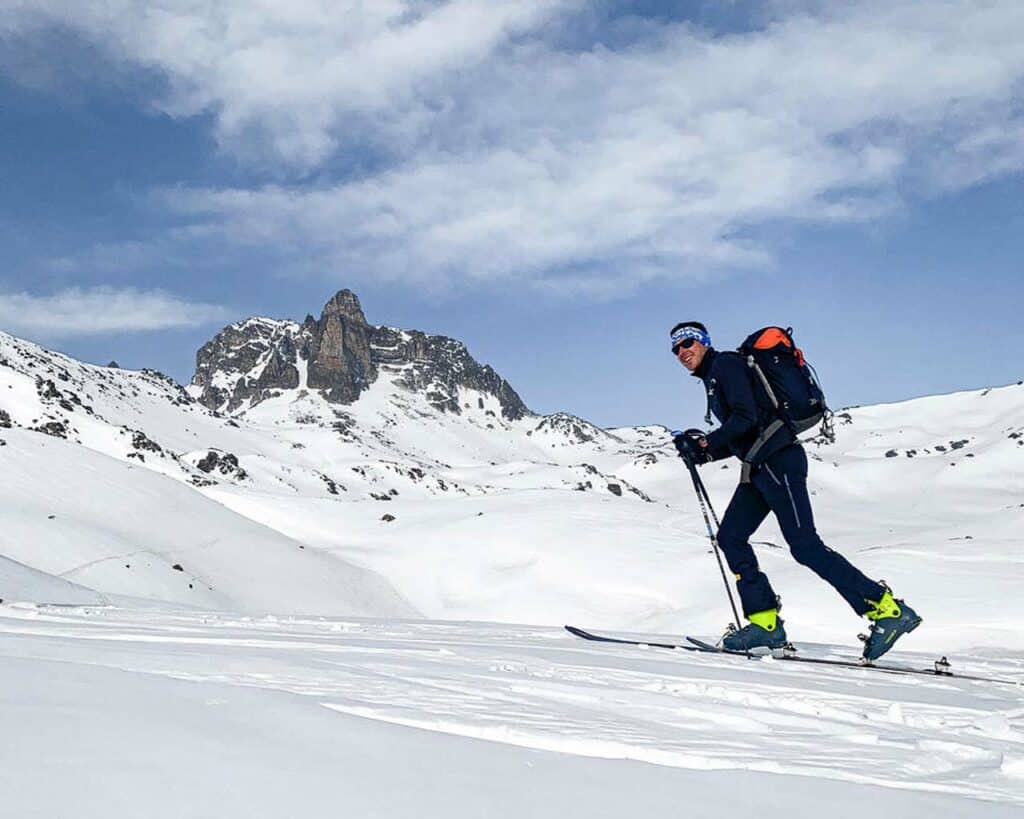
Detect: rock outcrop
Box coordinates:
(304, 290, 376, 404)
(191, 289, 530, 420)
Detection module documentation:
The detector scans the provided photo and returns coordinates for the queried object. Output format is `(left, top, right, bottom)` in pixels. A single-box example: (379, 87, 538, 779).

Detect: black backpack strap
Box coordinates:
(738, 355, 797, 483)
(739, 417, 788, 483)
(746, 356, 780, 412)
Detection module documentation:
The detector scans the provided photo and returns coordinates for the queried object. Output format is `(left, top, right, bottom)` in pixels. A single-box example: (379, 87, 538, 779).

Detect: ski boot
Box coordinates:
(722, 609, 788, 653)
(860, 588, 922, 662)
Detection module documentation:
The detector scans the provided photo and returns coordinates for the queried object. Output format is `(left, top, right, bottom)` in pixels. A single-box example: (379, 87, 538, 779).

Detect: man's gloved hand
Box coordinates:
(672, 428, 712, 466)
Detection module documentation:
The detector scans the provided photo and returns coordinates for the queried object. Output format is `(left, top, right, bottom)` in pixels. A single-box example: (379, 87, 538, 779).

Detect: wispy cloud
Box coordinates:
(2, 0, 576, 169)
(6, 1, 1024, 295)
(0, 287, 229, 338)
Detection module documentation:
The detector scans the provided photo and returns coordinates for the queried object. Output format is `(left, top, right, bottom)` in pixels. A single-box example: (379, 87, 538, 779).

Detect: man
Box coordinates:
(669, 321, 921, 661)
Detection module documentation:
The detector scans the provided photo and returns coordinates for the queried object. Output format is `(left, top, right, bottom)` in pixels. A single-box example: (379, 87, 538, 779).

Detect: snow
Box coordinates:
(1, 328, 1023, 814)
(0, 429, 414, 617)
(3, 604, 1023, 817)
(0, 554, 105, 605)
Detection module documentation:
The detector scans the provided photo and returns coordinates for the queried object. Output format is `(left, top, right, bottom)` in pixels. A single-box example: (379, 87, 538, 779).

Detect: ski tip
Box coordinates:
(685, 635, 715, 650)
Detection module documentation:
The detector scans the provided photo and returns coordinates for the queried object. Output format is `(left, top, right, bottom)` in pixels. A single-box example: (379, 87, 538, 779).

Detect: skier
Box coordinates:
(669, 321, 921, 660)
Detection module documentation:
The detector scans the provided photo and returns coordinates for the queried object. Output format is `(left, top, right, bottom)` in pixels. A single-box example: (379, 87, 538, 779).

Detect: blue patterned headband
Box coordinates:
(670, 326, 711, 351)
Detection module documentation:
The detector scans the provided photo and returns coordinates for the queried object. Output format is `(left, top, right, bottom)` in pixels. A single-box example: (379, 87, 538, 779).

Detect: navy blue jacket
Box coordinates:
(692, 347, 794, 465)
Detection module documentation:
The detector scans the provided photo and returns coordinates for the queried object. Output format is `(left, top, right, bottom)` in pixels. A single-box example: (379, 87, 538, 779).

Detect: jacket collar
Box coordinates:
(691, 346, 717, 380)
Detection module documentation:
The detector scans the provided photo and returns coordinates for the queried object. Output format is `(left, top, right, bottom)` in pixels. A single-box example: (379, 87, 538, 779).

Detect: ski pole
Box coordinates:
(683, 456, 742, 633)
(691, 463, 724, 530)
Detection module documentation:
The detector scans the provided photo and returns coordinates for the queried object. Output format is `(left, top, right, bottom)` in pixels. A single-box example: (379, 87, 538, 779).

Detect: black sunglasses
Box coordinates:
(672, 337, 698, 355)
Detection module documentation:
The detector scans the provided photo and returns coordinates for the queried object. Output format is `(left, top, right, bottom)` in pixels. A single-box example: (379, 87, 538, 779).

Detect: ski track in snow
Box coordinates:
(3, 604, 1024, 808)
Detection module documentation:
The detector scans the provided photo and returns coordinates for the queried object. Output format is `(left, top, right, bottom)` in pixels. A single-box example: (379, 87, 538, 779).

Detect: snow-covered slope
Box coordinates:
(3, 604, 1023, 818)
(1, 303, 1023, 818)
(0, 428, 414, 616)
(0, 554, 104, 606)
(0, 302, 1021, 652)
(0, 318, 665, 620)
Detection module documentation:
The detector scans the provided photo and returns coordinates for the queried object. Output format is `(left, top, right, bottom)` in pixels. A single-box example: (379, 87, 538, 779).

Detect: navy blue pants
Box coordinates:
(716, 445, 885, 617)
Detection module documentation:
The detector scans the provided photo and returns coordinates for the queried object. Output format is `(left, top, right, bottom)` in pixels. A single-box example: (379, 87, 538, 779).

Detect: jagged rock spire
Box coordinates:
(191, 289, 531, 420)
(306, 290, 376, 403)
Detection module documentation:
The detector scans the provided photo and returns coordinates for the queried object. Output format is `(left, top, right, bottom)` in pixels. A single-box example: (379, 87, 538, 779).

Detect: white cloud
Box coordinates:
(0, 287, 229, 338)
(2, 0, 576, 168)
(5, 1, 1024, 295)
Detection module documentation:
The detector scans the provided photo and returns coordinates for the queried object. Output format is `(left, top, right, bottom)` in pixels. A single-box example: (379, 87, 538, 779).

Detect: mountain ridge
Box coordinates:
(190, 288, 531, 422)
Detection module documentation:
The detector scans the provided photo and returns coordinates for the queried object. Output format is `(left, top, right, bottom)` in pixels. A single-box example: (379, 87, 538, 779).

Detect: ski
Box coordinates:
(684, 637, 1024, 684)
(689, 637, 1022, 685)
(564, 625, 700, 651)
(563, 626, 1020, 686)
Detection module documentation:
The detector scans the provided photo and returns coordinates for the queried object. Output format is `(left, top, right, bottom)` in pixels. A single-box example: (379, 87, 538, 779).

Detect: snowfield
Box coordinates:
(2, 604, 1023, 818)
(1, 327, 1022, 815)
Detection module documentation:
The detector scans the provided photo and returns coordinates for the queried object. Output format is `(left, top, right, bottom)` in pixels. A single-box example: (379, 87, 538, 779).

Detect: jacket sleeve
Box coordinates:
(705, 438, 732, 463)
(704, 355, 758, 456)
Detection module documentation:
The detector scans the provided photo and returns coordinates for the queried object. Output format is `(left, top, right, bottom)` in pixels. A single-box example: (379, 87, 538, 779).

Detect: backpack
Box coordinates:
(737, 326, 835, 445)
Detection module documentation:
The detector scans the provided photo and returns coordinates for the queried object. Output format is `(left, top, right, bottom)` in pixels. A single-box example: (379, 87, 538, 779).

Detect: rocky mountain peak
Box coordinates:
(306, 289, 376, 404)
(190, 289, 531, 420)
(322, 289, 368, 325)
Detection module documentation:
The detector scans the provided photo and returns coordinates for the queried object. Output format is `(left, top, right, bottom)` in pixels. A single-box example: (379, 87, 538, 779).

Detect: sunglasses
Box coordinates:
(672, 337, 698, 355)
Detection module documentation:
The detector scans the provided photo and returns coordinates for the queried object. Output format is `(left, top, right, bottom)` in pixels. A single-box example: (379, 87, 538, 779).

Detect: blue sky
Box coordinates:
(1, 0, 1022, 428)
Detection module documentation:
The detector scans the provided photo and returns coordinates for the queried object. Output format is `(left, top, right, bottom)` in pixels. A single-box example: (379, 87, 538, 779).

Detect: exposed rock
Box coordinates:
(626, 484, 653, 503)
(321, 475, 344, 495)
(195, 450, 248, 481)
(381, 514, 396, 522)
(373, 325, 528, 419)
(530, 414, 620, 445)
(306, 290, 376, 403)
(0, 409, 11, 428)
(192, 317, 302, 413)
(190, 289, 530, 420)
(141, 369, 195, 407)
(36, 378, 83, 413)
(32, 421, 68, 438)
(131, 430, 163, 454)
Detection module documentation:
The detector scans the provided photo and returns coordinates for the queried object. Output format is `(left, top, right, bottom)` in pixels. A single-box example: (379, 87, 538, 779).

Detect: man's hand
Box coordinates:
(672, 428, 712, 466)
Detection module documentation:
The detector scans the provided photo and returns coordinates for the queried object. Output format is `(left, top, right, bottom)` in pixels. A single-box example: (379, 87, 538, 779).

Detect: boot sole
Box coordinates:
(724, 641, 789, 656)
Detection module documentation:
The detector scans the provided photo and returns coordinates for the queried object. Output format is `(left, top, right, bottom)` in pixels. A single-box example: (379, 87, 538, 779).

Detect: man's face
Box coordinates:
(675, 339, 707, 372)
